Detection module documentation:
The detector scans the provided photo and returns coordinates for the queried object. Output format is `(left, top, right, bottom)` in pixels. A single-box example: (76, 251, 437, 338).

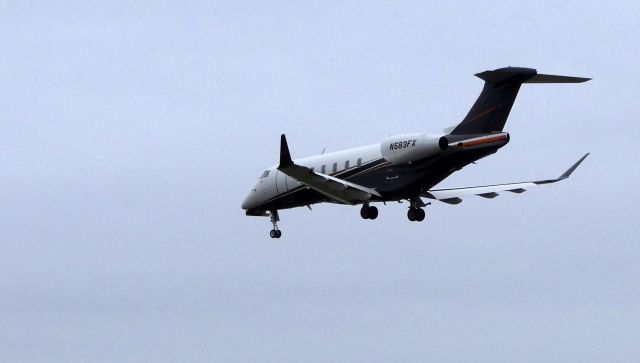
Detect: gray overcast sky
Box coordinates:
(1, 1, 639, 362)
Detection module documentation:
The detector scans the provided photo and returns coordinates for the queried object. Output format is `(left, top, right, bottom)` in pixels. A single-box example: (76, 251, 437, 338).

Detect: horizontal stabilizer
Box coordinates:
(475, 67, 537, 83)
(525, 74, 591, 83)
(474, 67, 591, 84)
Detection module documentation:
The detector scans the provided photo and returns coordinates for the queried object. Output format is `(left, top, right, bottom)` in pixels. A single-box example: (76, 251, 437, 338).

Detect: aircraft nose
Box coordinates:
(241, 190, 258, 210)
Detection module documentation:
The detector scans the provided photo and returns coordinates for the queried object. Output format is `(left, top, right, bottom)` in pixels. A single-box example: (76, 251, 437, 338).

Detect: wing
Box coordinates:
(278, 134, 381, 205)
(423, 153, 589, 205)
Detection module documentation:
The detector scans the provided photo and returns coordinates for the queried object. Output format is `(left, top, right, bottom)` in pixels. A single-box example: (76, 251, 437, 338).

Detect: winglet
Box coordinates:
(558, 152, 590, 180)
(534, 153, 590, 185)
(279, 134, 294, 169)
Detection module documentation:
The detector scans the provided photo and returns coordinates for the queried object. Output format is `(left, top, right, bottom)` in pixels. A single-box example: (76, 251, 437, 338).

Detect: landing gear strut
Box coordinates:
(269, 210, 282, 238)
(360, 203, 378, 220)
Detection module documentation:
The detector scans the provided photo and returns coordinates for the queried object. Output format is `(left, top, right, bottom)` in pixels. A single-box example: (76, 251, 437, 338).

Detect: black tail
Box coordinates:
(450, 67, 590, 135)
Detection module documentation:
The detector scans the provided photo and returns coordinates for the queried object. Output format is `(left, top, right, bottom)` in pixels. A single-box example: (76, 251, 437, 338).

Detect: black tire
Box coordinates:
(407, 208, 417, 221)
(416, 208, 425, 222)
(275, 230, 282, 238)
(368, 206, 378, 220)
(360, 206, 370, 219)
(270, 229, 277, 238)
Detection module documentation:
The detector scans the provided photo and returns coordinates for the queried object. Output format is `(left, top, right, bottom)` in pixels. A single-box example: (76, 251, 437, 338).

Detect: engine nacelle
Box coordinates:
(438, 132, 510, 150)
(381, 133, 444, 163)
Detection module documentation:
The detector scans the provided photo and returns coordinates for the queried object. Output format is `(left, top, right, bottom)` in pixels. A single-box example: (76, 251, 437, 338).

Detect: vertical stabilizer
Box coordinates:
(450, 67, 536, 135)
(450, 67, 590, 135)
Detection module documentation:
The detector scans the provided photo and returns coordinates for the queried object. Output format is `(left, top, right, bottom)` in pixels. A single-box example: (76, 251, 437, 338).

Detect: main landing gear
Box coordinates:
(407, 207, 425, 222)
(360, 204, 379, 220)
(269, 210, 282, 239)
(407, 196, 428, 222)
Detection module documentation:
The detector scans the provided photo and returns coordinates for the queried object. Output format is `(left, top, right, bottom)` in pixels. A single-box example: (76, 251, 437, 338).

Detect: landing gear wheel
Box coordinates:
(269, 229, 282, 239)
(368, 206, 378, 220)
(360, 206, 370, 219)
(416, 208, 425, 222)
(360, 205, 379, 220)
(407, 208, 417, 221)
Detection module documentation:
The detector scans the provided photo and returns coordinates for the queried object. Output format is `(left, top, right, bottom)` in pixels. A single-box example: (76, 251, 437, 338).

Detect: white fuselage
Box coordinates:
(241, 143, 382, 211)
(241, 132, 450, 211)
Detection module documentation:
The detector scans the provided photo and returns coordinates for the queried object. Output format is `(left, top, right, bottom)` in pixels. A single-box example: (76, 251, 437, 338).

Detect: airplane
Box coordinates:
(241, 66, 590, 238)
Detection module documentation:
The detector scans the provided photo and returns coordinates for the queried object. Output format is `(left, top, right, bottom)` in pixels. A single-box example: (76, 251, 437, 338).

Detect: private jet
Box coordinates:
(241, 67, 590, 238)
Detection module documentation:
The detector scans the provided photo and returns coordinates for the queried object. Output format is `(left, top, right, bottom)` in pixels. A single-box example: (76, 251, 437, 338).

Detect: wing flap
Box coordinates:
(424, 182, 537, 203)
(424, 153, 589, 204)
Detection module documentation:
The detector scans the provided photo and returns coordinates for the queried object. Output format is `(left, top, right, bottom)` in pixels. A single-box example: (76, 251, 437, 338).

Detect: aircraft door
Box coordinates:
(275, 170, 289, 194)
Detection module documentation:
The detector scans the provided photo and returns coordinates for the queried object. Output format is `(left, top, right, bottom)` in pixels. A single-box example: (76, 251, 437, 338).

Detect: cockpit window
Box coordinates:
(259, 170, 270, 179)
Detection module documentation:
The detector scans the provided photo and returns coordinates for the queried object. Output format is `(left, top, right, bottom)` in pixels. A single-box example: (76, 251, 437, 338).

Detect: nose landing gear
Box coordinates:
(269, 229, 282, 238)
(269, 210, 282, 238)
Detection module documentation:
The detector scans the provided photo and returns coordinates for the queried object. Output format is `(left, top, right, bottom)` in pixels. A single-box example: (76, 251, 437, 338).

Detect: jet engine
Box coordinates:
(381, 133, 445, 163)
(438, 132, 510, 150)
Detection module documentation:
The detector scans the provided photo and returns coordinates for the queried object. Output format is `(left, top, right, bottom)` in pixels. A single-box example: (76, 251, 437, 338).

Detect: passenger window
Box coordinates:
(332, 162, 337, 172)
(357, 158, 362, 167)
(321, 165, 326, 174)
(345, 160, 350, 169)
(259, 170, 270, 179)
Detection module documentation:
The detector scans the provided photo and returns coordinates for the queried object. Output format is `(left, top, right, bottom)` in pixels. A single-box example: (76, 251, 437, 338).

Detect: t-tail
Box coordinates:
(450, 67, 590, 135)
